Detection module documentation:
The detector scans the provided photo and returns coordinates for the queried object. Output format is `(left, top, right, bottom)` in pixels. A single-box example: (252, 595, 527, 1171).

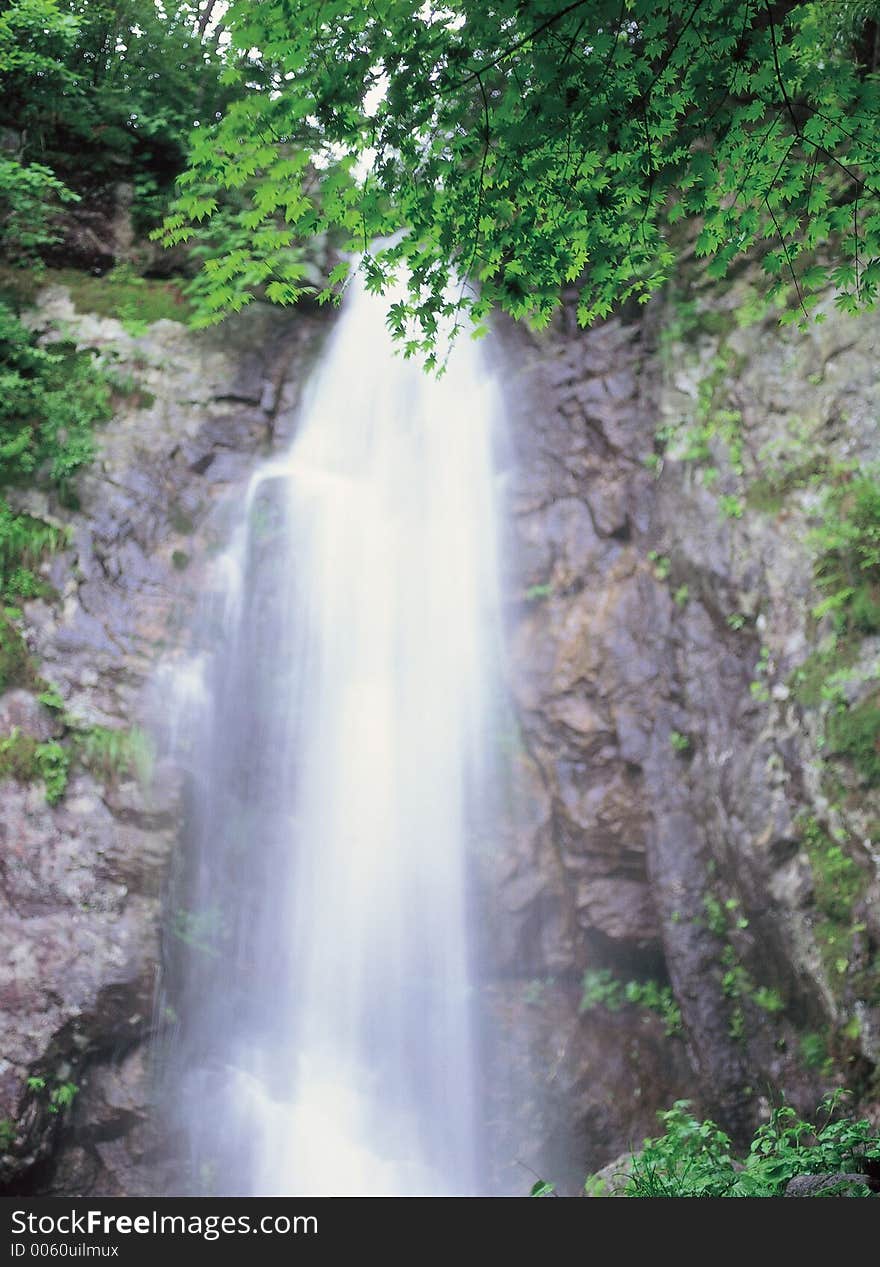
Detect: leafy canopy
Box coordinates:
(158, 1, 880, 359)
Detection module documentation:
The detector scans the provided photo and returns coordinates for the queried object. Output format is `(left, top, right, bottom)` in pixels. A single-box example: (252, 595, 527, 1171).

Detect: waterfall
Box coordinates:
(163, 278, 506, 1196)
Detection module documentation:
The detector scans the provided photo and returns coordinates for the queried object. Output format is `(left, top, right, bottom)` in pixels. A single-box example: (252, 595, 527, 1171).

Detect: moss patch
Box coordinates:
(802, 817, 862, 922)
(827, 698, 880, 786)
(0, 261, 192, 330)
(52, 265, 191, 331)
(0, 610, 38, 693)
(812, 474, 880, 632)
(745, 454, 830, 514)
(790, 636, 861, 708)
(800, 816, 870, 995)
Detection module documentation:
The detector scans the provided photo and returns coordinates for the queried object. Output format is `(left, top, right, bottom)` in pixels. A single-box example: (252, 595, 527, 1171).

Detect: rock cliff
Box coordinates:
(0, 283, 329, 1193)
(2, 260, 879, 1196)
(490, 265, 880, 1189)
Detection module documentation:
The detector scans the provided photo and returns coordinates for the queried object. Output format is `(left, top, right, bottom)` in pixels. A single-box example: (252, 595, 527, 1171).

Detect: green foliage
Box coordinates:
(35, 740, 69, 805)
(36, 683, 65, 711)
(0, 713, 151, 808)
(579, 968, 625, 1013)
(158, 1, 880, 356)
(48, 1081, 77, 1114)
(0, 504, 66, 597)
(0, 156, 78, 265)
(25, 1074, 78, 1115)
(719, 494, 745, 520)
(749, 645, 772, 702)
(524, 582, 553, 602)
(0, 727, 41, 783)
(529, 1180, 555, 1197)
(790, 637, 859, 708)
(616, 1095, 879, 1197)
(812, 474, 880, 634)
(580, 969, 682, 1035)
(828, 698, 880, 784)
(73, 724, 153, 785)
(624, 979, 683, 1036)
(669, 729, 691, 753)
(802, 816, 863, 923)
(660, 342, 748, 501)
(717, 941, 787, 1033)
(0, 1, 239, 245)
(648, 551, 671, 581)
(752, 985, 786, 1014)
(799, 815, 871, 997)
(0, 728, 69, 803)
(0, 608, 36, 692)
(0, 1118, 14, 1150)
(180, 194, 319, 329)
(0, 301, 111, 630)
(0, 300, 110, 493)
(702, 893, 728, 937)
(793, 471, 880, 792)
(800, 1030, 834, 1074)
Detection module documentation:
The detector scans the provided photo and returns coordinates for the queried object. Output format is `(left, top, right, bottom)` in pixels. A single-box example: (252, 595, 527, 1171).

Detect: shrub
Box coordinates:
(0, 156, 77, 266)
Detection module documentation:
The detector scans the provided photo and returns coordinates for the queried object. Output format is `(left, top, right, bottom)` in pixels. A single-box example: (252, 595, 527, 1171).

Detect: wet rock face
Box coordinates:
(493, 277, 880, 1185)
(4, 262, 879, 1197)
(0, 289, 330, 1194)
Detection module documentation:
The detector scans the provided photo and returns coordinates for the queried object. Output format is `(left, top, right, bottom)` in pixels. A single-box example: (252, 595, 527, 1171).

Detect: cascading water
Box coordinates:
(163, 277, 506, 1196)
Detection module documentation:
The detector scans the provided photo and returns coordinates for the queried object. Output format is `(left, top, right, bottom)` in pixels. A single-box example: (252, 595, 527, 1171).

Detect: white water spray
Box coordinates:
(167, 279, 505, 1196)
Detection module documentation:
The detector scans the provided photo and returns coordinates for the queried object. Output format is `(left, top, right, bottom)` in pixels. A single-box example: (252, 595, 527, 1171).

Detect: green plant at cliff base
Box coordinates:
(584, 1094, 879, 1198)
